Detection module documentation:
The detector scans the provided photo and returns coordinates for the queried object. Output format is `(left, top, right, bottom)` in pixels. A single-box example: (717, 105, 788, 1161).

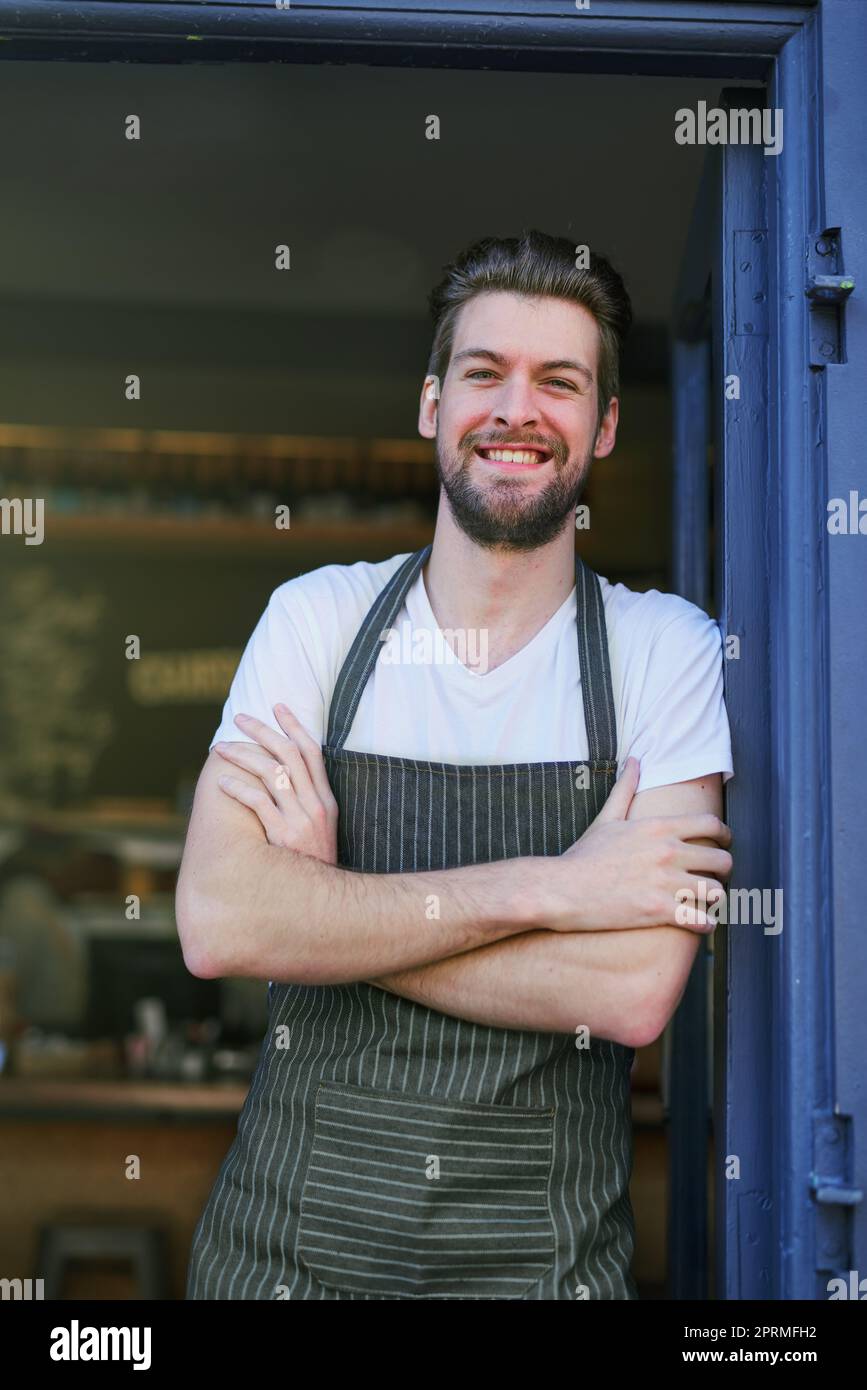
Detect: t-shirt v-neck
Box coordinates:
(405, 567, 578, 688)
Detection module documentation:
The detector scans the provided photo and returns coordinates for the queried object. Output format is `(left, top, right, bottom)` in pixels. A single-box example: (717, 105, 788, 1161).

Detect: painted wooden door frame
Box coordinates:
(2, 0, 863, 1301)
(673, 89, 775, 1301)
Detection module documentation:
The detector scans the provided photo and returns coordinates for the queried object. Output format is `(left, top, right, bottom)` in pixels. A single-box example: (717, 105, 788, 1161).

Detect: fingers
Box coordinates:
(273, 743, 319, 813)
(660, 811, 732, 848)
(273, 704, 337, 812)
(214, 739, 296, 805)
(682, 842, 733, 878)
(214, 742, 280, 801)
(685, 874, 727, 906)
(673, 876, 727, 933)
(228, 711, 320, 813)
(232, 712, 292, 761)
(594, 756, 640, 824)
(673, 900, 714, 932)
(215, 741, 276, 775)
(217, 774, 287, 842)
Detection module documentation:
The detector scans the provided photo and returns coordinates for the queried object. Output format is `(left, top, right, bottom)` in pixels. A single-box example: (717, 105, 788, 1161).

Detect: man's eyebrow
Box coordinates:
(452, 347, 594, 386)
(540, 358, 594, 385)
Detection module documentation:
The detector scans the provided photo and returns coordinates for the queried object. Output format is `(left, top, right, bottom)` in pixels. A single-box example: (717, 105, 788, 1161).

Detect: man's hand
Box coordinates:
(213, 705, 338, 864)
(543, 756, 733, 935)
(369, 766, 731, 1041)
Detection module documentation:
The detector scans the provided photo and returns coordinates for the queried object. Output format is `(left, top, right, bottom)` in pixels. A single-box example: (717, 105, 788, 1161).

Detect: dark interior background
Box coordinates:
(0, 62, 740, 809)
(0, 59, 756, 1298)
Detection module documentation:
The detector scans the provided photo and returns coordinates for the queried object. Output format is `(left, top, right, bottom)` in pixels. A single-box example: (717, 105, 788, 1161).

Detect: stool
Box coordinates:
(37, 1221, 169, 1300)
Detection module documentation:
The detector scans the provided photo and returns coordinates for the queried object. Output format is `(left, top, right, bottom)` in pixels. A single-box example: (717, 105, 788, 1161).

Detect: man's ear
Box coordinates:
(593, 396, 619, 460)
(418, 374, 440, 439)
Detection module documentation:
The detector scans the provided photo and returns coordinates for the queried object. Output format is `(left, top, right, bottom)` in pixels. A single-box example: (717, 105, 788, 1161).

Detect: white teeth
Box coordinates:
(480, 448, 543, 465)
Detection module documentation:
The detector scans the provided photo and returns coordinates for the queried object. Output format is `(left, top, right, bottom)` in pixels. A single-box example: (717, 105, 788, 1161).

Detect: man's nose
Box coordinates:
(492, 378, 538, 428)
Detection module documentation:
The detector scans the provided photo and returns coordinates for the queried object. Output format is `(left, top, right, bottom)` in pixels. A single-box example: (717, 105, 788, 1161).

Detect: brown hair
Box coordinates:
(427, 230, 633, 434)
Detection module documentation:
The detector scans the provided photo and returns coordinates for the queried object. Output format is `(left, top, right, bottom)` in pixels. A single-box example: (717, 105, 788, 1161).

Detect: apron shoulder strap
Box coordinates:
(325, 545, 431, 749)
(575, 556, 618, 766)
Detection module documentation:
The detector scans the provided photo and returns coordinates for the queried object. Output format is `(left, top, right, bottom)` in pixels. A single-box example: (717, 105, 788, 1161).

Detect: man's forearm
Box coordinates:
(368, 923, 696, 1047)
(180, 833, 543, 985)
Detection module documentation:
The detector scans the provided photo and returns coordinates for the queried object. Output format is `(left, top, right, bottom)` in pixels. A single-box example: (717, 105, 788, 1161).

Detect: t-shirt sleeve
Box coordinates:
(617, 604, 734, 795)
(208, 583, 328, 754)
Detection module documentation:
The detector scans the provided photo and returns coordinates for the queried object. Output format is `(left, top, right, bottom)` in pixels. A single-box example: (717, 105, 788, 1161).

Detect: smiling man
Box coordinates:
(177, 229, 734, 1301)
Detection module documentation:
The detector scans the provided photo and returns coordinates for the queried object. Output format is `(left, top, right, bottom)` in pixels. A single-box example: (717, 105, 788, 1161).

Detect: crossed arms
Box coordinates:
(175, 708, 731, 1050)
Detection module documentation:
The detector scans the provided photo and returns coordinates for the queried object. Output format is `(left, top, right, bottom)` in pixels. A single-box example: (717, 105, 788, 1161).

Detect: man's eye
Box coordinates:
(465, 371, 577, 391)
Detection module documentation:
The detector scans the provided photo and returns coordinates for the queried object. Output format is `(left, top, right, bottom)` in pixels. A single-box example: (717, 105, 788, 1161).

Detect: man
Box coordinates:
(178, 229, 733, 1301)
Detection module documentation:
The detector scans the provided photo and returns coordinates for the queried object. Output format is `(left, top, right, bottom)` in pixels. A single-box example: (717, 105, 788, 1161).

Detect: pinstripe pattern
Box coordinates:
(186, 546, 638, 1301)
(298, 1082, 555, 1298)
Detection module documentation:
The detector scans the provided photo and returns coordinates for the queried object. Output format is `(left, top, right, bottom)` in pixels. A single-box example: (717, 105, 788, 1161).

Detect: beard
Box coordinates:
(435, 429, 594, 553)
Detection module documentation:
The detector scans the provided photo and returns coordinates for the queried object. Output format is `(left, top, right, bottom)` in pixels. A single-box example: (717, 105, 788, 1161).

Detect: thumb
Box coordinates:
(594, 756, 640, 824)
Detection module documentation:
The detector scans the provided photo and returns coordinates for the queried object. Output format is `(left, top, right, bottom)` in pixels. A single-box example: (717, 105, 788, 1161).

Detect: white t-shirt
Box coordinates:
(210, 552, 734, 796)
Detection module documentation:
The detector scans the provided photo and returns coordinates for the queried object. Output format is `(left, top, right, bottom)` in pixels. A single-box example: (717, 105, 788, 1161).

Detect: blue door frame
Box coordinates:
(815, 0, 867, 1307)
(773, 0, 867, 1301)
(673, 90, 775, 1300)
(2, 0, 863, 1301)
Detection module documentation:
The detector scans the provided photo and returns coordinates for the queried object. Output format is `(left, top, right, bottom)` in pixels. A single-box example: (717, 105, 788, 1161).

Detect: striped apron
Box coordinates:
(186, 545, 638, 1300)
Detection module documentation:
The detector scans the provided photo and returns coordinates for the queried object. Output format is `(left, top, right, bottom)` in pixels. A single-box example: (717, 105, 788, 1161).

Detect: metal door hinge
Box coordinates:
(734, 229, 769, 337)
(812, 1113, 863, 1277)
(807, 229, 855, 365)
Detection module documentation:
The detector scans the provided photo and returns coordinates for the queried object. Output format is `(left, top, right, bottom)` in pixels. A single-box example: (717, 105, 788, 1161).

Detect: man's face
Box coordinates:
(419, 291, 618, 551)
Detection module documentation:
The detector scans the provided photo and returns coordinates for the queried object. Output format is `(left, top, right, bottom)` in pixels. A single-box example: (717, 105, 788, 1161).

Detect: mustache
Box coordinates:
(461, 432, 566, 461)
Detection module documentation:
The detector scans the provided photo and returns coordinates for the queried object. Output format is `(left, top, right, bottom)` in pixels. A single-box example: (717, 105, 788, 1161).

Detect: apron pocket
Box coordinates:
(297, 1079, 556, 1299)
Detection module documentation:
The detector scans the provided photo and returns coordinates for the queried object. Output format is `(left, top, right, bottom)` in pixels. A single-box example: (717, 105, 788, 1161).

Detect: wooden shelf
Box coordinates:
(32, 514, 435, 550)
(0, 805, 186, 836)
(0, 422, 435, 464)
(0, 1076, 663, 1126)
(0, 1077, 249, 1121)
(8, 514, 659, 576)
